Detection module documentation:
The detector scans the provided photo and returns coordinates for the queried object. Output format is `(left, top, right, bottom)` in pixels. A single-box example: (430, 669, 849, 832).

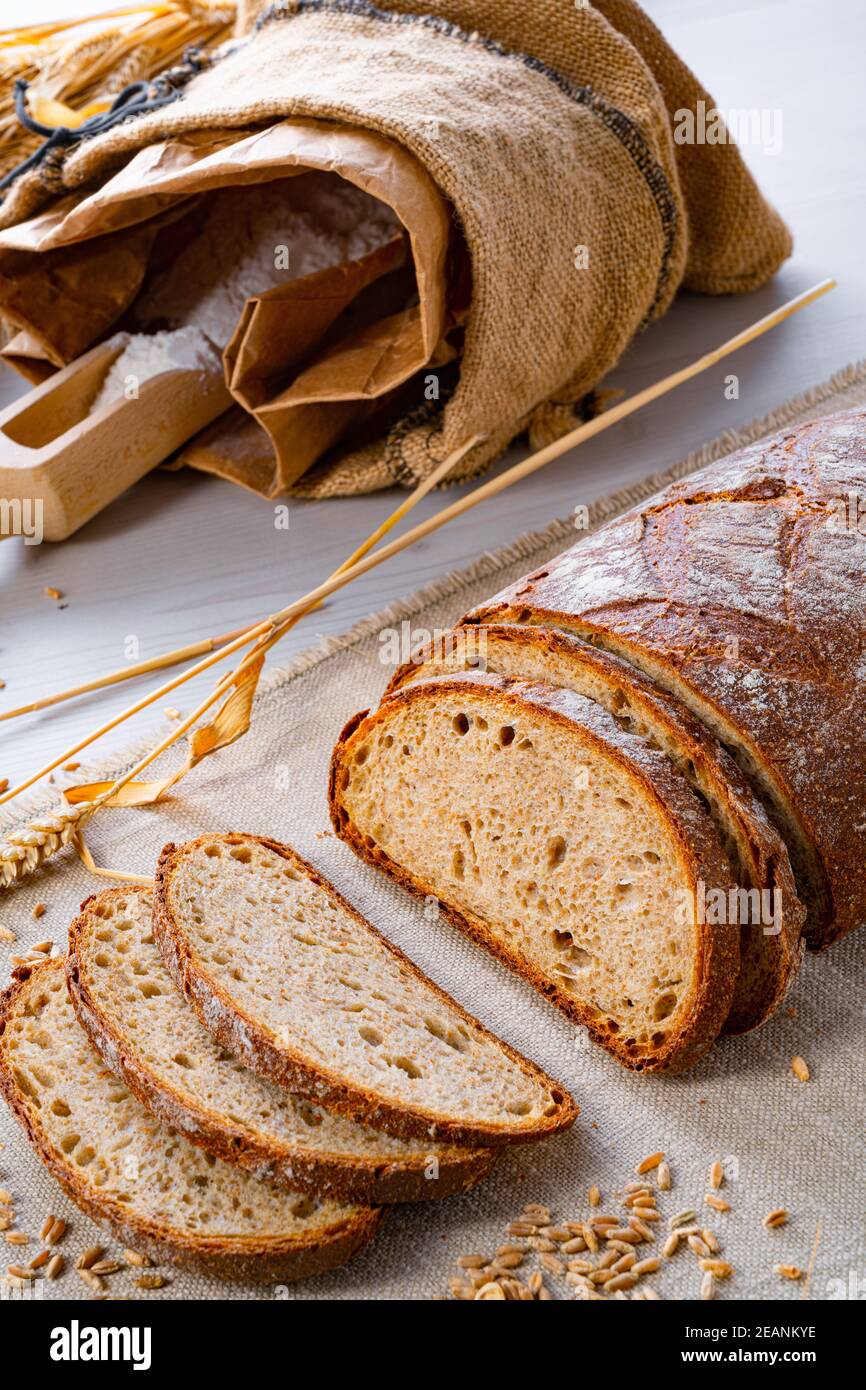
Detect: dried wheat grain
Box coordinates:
(475, 1282, 505, 1300)
(763, 1209, 789, 1229)
(636, 1151, 665, 1175)
(705, 1194, 731, 1213)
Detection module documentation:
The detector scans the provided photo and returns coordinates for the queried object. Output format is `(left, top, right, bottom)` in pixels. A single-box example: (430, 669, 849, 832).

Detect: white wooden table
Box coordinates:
(1, 0, 864, 788)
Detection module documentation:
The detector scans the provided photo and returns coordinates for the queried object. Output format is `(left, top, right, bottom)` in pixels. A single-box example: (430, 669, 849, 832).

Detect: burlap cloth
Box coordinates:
(0, 0, 791, 499)
(3, 363, 865, 1302)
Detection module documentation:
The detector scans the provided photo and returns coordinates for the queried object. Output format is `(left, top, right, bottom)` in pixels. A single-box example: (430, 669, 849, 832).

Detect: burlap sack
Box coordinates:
(0, 0, 791, 497)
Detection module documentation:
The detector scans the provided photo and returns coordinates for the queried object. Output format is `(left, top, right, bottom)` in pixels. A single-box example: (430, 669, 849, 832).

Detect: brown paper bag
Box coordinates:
(0, 117, 454, 494)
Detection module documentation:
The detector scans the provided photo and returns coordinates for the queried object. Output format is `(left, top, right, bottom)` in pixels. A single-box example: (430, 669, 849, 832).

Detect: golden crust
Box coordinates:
(330, 673, 740, 1075)
(153, 833, 578, 1146)
(0, 959, 384, 1282)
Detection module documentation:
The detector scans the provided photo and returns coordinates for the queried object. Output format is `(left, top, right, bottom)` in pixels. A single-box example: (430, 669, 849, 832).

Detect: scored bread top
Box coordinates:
(153, 834, 577, 1146)
(0, 958, 382, 1278)
(67, 886, 496, 1204)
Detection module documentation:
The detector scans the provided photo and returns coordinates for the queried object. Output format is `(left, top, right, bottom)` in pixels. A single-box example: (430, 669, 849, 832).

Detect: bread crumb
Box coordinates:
(44, 587, 63, 601)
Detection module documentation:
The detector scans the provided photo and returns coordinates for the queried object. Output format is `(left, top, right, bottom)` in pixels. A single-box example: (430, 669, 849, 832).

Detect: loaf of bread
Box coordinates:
(466, 412, 866, 951)
(332, 413, 864, 1069)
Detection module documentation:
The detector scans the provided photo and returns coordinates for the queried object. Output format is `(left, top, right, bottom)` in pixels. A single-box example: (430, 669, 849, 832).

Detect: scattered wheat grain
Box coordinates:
(123, 1249, 150, 1268)
(75, 1245, 104, 1270)
(607, 1272, 638, 1292)
(763, 1209, 789, 1229)
(46, 1218, 66, 1246)
(636, 1151, 665, 1175)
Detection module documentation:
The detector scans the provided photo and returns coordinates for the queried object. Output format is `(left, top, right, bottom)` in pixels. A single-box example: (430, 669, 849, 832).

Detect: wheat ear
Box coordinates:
(0, 797, 108, 886)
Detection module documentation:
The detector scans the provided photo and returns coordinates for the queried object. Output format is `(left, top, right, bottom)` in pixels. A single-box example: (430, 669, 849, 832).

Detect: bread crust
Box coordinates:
(153, 833, 578, 1147)
(330, 672, 740, 1074)
(66, 886, 497, 1205)
(465, 412, 866, 950)
(384, 623, 805, 1034)
(0, 960, 383, 1282)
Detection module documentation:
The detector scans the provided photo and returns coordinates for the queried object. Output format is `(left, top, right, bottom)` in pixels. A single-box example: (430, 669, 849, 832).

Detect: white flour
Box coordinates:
(134, 171, 401, 347)
(90, 326, 220, 414)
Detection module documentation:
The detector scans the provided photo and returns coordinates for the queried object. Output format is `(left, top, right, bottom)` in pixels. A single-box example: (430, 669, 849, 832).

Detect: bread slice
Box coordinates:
(384, 624, 805, 1035)
(331, 672, 740, 1073)
(67, 886, 496, 1204)
(153, 834, 576, 1145)
(0, 959, 382, 1281)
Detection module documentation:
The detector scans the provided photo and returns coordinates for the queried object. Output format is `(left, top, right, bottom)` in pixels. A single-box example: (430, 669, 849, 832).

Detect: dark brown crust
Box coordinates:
(464, 412, 866, 950)
(67, 887, 498, 1205)
(0, 960, 384, 1283)
(153, 833, 578, 1146)
(330, 672, 741, 1075)
(384, 624, 806, 1035)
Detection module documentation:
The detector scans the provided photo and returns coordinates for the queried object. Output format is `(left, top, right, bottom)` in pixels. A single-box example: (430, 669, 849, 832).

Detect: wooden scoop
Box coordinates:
(0, 332, 232, 542)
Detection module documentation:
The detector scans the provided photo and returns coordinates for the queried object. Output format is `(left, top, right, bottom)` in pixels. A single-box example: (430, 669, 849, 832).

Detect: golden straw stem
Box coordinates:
(0, 440, 479, 807)
(0, 630, 250, 722)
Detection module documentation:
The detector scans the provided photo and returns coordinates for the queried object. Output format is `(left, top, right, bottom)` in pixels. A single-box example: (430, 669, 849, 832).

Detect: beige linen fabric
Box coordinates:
(2, 364, 864, 1302)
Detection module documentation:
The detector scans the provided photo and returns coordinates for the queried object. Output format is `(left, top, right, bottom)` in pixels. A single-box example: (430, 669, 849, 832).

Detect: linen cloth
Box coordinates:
(2, 365, 864, 1301)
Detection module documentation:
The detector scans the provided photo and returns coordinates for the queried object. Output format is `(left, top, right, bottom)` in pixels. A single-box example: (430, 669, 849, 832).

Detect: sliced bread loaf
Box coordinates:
(153, 834, 577, 1145)
(464, 413, 866, 950)
(67, 886, 496, 1203)
(330, 671, 740, 1073)
(384, 624, 805, 1035)
(0, 959, 383, 1280)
